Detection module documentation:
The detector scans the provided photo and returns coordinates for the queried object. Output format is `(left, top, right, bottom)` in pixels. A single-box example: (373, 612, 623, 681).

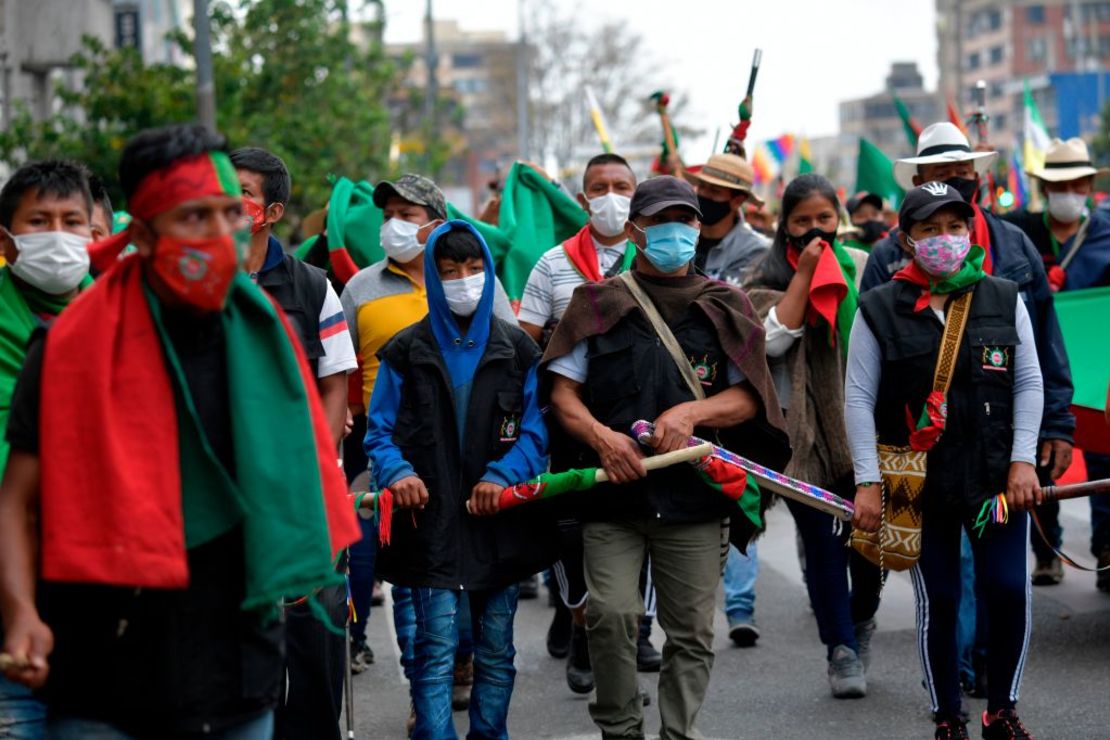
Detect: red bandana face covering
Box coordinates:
(241, 197, 269, 235)
(150, 233, 239, 312)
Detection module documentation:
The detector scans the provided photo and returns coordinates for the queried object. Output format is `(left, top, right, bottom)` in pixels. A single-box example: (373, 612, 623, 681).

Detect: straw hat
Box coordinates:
(684, 153, 765, 206)
(1030, 137, 1109, 182)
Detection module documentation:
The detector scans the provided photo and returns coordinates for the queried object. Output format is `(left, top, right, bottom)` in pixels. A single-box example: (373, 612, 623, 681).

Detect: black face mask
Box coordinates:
(944, 176, 979, 204)
(857, 219, 887, 245)
(788, 227, 837, 250)
(697, 195, 734, 226)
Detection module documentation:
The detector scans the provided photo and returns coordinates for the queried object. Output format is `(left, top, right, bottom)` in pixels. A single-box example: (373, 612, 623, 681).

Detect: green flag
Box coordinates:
(1054, 286, 1110, 454)
(296, 164, 586, 304)
(856, 138, 905, 209)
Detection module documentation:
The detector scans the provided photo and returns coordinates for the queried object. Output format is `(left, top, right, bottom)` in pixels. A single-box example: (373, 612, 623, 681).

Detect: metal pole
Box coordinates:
(423, 0, 438, 170)
(515, 0, 530, 161)
(193, 0, 216, 132)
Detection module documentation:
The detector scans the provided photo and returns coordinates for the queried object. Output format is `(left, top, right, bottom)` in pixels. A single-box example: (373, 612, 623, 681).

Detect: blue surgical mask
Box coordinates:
(634, 221, 699, 273)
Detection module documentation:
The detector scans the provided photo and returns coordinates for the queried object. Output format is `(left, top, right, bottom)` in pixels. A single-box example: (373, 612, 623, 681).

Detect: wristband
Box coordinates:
(856, 481, 881, 488)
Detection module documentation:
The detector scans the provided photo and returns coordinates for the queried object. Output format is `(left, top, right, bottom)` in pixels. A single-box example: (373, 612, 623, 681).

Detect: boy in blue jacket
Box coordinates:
(365, 221, 555, 739)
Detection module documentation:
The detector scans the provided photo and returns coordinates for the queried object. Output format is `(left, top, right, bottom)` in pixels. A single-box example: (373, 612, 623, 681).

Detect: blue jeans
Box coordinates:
(0, 673, 44, 739)
(722, 542, 758, 621)
(410, 586, 519, 740)
(1086, 451, 1110, 556)
(394, 588, 475, 684)
(44, 710, 273, 739)
(349, 514, 379, 643)
(955, 530, 987, 685)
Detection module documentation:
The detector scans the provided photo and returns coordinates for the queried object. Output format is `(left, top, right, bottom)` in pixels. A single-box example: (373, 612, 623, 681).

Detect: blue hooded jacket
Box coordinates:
(364, 220, 548, 489)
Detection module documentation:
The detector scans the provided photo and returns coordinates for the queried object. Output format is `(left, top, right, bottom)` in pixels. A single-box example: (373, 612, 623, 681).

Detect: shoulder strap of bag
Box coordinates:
(1059, 215, 1093, 272)
(618, 271, 706, 401)
(931, 290, 973, 394)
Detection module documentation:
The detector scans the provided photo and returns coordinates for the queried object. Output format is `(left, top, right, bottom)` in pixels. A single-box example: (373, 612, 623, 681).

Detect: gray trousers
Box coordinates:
(582, 517, 729, 740)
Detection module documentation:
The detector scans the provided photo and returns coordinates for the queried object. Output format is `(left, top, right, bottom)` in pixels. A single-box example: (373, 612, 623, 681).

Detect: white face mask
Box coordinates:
(442, 271, 486, 317)
(379, 218, 431, 263)
(6, 229, 90, 295)
(587, 193, 632, 238)
(1046, 191, 1087, 224)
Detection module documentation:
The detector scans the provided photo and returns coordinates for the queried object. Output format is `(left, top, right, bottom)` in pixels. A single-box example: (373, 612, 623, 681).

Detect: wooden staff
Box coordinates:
(1040, 477, 1110, 502)
(649, 90, 682, 177)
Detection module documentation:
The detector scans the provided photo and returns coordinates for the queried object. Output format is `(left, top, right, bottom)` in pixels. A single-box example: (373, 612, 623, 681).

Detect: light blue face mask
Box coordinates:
(634, 221, 699, 273)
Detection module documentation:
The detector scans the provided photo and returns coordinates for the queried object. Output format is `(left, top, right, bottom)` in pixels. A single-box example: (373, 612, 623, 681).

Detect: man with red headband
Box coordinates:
(0, 124, 360, 738)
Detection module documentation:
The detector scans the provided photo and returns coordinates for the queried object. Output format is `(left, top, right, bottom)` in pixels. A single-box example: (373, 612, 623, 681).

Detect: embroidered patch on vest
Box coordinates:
(690, 354, 718, 386)
(500, 414, 521, 442)
(981, 346, 1009, 372)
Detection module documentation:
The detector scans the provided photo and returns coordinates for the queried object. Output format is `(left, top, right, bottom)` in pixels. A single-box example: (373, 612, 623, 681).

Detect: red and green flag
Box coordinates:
(891, 90, 922, 149)
(1054, 286, 1110, 454)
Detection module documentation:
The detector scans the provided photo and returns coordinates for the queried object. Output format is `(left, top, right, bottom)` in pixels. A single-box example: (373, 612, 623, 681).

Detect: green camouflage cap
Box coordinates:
(372, 173, 447, 220)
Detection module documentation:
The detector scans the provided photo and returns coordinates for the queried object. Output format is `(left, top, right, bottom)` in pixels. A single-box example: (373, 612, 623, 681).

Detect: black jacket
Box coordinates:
(373, 316, 558, 591)
(859, 275, 1019, 515)
(860, 213, 1074, 444)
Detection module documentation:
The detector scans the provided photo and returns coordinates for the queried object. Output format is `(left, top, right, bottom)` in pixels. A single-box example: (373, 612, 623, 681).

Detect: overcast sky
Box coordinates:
(381, 0, 938, 160)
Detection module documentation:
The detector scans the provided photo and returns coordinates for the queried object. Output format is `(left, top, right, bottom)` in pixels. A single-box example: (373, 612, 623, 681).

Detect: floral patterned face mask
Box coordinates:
(908, 232, 971, 278)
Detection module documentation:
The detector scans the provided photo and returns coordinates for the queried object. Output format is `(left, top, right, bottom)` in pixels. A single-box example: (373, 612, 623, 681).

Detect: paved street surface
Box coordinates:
(348, 499, 1110, 739)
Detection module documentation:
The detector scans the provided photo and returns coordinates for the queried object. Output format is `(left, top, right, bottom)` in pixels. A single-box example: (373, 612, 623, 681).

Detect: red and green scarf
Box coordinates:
(562, 225, 635, 283)
(0, 268, 89, 475)
(786, 239, 859, 355)
(38, 254, 359, 609)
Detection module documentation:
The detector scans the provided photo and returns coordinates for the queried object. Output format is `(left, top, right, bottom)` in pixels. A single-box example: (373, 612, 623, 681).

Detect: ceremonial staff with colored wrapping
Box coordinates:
(724, 48, 761, 158)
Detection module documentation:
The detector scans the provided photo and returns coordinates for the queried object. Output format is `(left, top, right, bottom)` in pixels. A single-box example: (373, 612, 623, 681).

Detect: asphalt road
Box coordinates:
(347, 498, 1110, 739)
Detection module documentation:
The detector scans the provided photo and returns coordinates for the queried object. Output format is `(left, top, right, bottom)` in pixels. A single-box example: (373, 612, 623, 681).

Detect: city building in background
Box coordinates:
(839, 61, 940, 160)
(936, 0, 1110, 150)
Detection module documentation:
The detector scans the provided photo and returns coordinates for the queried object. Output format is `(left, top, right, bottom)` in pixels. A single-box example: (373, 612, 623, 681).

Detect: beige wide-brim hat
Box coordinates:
(893, 122, 998, 190)
(1030, 137, 1109, 182)
(684, 153, 765, 207)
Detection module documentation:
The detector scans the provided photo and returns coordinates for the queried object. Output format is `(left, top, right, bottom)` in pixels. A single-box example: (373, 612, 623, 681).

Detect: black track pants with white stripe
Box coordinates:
(909, 510, 1031, 717)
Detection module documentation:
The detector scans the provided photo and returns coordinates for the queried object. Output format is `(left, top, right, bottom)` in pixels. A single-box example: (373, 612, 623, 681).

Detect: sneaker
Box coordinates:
(546, 598, 572, 659)
(1031, 557, 1063, 586)
(639, 685, 651, 706)
(636, 616, 661, 672)
(854, 618, 876, 672)
(350, 639, 374, 674)
(452, 656, 473, 711)
(981, 709, 1033, 739)
(519, 574, 539, 600)
(727, 614, 760, 648)
(934, 717, 970, 739)
(1097, 549, 1110, 593)
(566, 624, 594, 694)
(827, 644, 867, 699)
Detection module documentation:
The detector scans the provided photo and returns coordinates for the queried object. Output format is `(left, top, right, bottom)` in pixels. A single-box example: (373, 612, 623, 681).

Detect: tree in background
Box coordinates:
(1090, 101, 1110, 168)
(520, 3, 699, 180)
(0, 0, 396, 238)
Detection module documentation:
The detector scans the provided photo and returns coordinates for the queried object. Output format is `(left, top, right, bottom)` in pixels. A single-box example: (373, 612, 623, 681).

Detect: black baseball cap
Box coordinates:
(629, 175, 702, 218)
(898, 182, 974, 232)
(846, 192, 883, 215)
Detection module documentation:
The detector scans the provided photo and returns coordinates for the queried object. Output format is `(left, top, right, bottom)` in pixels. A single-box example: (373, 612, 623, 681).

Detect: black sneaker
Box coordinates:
(934, 717, 969, 739)
(350, 639, 374, 674)
(566, 624, 594, 694)
(519, 574, 539, 600)
(636, 616, 661, 672)
(546, 598, 572, 659)
(981, 709, 1033, 739)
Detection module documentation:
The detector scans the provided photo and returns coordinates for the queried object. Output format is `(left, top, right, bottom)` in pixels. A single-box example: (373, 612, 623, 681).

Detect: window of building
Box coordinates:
(1026, 4, 1045, 23)
(968, 51, 981, 69)
(989, 46, 1004, 64)
(1028, 36, 1048, 63)
(993, 112, 1007, 131)
(451, 53, 483, 69)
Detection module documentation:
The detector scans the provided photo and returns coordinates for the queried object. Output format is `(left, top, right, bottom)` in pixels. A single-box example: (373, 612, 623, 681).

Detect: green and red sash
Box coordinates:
(39, 256, 359, 608)
(787, 240, 858, 354)
(562, 226, 635, 283)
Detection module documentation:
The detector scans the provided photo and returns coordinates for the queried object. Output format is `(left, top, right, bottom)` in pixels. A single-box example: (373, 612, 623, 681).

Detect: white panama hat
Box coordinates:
(1030, 137, 1108, 182)
(893, 122, 999, 190)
